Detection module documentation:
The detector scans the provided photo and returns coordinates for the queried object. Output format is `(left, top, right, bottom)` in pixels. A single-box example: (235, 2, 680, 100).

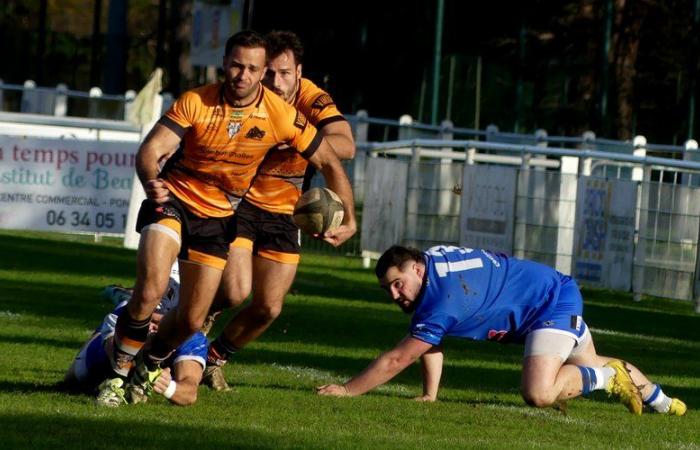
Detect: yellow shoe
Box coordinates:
(667, 398, 687, 416)
(605, 360, 643, 416)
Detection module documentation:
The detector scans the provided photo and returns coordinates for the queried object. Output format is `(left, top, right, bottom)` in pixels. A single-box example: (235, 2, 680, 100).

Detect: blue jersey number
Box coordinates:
(427, 246, 484, 278)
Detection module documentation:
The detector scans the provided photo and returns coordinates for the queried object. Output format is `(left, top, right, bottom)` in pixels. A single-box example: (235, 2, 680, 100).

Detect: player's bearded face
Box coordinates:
(381, 262, 423, 314)
(223, 45, 267, 102)
(264, 50, 301, 103)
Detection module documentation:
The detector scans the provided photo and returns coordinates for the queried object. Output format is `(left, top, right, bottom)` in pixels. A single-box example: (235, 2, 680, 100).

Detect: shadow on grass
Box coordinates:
(0, 333, 83, 350)
(0, 233, 136, 279)
(0, 413, 316, 449)
(0, 278, 112, 325)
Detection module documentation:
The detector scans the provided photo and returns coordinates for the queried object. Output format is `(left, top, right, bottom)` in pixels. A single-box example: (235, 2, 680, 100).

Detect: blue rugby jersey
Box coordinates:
(410, 246, 564, 345)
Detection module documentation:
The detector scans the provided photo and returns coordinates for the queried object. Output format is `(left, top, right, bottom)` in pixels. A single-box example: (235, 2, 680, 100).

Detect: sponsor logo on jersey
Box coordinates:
(230, 110, 246, 121)
(293, 110, 308, 131)
(245, 126, 266, 140)
(487, 329, 509, 341)
(311, 93, 334, 110)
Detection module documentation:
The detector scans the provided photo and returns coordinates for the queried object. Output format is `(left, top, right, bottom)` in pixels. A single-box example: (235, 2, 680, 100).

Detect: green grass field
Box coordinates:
(0, 230, 699, 449)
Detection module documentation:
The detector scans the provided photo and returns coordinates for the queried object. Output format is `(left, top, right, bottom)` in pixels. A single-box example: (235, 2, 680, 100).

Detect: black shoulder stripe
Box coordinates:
(293, 109, 308, 131)
(300, 132, 323, 160)
(158, 116, 189, 139)
(312, 93, 335, 110)
(315, 115, 347, 130)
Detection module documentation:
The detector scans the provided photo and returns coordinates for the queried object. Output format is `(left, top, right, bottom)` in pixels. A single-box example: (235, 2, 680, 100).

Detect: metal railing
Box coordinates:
(360, 139, 700, 310)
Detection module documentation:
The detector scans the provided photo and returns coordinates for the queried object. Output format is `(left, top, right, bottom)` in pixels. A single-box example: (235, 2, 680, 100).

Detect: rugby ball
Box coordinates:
(293, 187, 344, 235)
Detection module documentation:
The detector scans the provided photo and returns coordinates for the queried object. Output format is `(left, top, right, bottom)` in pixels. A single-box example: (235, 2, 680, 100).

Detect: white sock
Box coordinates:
(643, 384, 672, 413)
(593, 367, 614, 391)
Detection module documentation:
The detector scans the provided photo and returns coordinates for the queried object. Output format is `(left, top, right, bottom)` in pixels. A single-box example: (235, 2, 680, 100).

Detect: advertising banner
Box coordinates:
(0, 136, 139, 234)
(459, 164, 517, 254)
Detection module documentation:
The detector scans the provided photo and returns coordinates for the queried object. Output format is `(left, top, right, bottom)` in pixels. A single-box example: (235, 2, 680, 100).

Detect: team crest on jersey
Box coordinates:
(312, 94, 334, 110)
(293, 110, 308, 131)
(228, 121, 242, 138)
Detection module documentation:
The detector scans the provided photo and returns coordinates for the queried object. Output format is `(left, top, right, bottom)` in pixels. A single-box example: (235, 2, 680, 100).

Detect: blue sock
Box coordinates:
(578, 366, 597, 395)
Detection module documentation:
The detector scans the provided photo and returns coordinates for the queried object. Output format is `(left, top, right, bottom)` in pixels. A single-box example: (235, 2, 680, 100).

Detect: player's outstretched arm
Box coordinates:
(154, 362, 202, 406)
(307, 138, 356, 247)
(320, 120, 355, 160)
(317, 335, 433, 397)
(415, 345, 443, 402)
(136, 123, 182, 203)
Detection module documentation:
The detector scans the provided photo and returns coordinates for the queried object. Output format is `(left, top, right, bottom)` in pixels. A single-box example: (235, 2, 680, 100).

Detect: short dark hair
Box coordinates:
(375, 245, 424, 279)
(224, 30, 267, 58)
(265, 30, 304, 65)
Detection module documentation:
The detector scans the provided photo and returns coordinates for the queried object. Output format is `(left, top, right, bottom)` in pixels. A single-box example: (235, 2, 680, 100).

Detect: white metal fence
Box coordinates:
(360, 139, 700, 311)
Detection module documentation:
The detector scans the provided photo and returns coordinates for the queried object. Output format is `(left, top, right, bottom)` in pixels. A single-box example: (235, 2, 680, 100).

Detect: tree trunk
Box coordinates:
(611, 0, 648, 140)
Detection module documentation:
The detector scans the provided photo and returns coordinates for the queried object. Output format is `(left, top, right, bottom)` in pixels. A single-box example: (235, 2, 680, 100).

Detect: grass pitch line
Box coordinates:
(590, 327, 700, 348)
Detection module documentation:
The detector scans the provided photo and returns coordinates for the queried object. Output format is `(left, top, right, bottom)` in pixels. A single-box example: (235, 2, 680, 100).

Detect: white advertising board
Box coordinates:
(191, 0, 244, 67)
(459, 164, 517, 254)
(573, 177, 637, 290)
(0, 136, 138, 234)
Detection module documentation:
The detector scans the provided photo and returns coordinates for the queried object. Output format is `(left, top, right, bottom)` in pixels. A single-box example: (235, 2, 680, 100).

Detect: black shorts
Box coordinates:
(229, 199, 300, 264)
(136, 197, 231, 269)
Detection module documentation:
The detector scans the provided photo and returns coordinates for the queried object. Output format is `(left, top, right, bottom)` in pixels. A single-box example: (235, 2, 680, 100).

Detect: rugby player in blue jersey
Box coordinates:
(317, 245, 686, 416)
(64, 282, 207, 407)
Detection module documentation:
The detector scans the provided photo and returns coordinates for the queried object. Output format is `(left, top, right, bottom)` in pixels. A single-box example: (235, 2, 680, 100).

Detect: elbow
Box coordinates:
(386, 354, 413, 374)
(343, 145, 356, 160)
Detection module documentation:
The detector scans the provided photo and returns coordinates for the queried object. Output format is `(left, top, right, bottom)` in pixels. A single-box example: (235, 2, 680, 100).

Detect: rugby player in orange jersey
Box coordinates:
(96, 30, 356, 406)
(201, 31, 356, 390)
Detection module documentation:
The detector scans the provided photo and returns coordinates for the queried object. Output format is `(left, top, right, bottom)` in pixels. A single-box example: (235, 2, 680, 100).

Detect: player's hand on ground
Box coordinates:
(319, 223, 356, 247)
(153, 367, 172, 395)
(316, 384, 350, 397)
(413, 394, 436, 402)
(145, 178, 170, 203)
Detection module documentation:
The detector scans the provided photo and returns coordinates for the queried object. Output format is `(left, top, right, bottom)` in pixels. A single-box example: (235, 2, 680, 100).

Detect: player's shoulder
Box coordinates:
(177, 83, 221, 106)
(297, 78, 336, 110)
(261, 85, 306, 128)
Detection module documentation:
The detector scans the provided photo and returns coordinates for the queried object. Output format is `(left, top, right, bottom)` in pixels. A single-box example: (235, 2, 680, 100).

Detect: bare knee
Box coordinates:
(177, 315, 206, 337)
(219, 279, 251, 307)
(250, 302, 283, 325)
(521, 387, 557, 408)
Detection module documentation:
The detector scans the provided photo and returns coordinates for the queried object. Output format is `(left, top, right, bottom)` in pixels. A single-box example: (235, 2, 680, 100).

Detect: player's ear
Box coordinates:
(296, 63, 302, 78)
(414, 261, 425, 278)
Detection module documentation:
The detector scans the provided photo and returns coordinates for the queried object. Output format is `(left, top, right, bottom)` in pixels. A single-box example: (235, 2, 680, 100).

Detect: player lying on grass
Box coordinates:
(317, 245, 686, 416)
(64, 283, 206, 406)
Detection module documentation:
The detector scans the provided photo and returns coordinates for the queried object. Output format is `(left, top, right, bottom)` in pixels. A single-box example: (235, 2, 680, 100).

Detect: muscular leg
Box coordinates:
(152, 260, 224, 351)
(110, 228, 179, 378)
(521, 354, 583, 406)
(217, 246, 254, 309)
(221, 256, 297, 348)
(521, 330, 650, 413)
(128, 229, 180, 320)
(566, 336, 654, 399)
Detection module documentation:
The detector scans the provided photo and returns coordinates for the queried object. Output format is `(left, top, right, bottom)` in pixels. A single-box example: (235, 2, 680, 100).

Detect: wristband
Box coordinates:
(163, 380, 177, 399)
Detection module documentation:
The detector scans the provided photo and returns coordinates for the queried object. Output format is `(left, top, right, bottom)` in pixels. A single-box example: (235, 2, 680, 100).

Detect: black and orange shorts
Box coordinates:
(136, 197, 231, 270)
(229, 199, 300, 264)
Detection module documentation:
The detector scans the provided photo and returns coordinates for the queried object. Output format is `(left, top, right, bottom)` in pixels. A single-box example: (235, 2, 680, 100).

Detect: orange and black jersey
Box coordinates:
(245, 78, 346, 215)
(158, 82, 321, 218)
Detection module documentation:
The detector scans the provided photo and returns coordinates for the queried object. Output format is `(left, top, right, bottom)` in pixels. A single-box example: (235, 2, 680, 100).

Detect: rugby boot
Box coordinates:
(202, 365, 231, 392)
(95, 378, 127, 407)
(200, 312, 221, 336)
(125, 353, 163, 404)
(666, 398, 687, 416)
(604, 359, 643, 415)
